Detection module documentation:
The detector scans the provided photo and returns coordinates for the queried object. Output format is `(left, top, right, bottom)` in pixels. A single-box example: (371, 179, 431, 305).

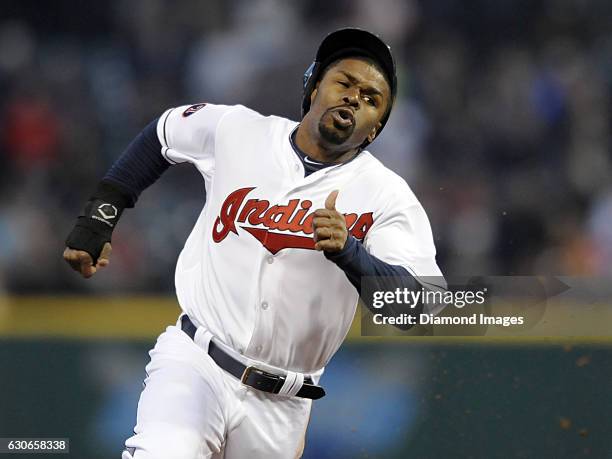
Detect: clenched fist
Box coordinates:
(312, 190, 348, 253)
(63, 242, 112, 279)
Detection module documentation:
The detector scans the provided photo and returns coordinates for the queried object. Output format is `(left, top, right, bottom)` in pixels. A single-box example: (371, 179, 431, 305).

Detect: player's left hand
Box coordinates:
(313, 190, 348, 253)
(63, 242, 112, 279)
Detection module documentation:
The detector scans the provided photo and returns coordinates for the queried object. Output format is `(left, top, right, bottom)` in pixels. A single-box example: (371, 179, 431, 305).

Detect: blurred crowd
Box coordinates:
(0, 0, 610, 293)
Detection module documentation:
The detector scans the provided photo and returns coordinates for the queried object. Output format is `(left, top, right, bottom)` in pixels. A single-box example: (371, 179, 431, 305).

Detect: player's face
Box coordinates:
(309, 57, 390, 149)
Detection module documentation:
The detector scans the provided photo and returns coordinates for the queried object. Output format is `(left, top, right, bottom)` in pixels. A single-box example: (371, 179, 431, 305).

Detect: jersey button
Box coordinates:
(261, 301, 269, 310)
(294, 164, 299, 171)
(266, 256, 274, 264)
(256, 345, 263, 353)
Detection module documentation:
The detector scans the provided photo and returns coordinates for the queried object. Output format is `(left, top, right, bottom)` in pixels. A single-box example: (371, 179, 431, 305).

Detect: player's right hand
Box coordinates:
(63, 243, 112, 279)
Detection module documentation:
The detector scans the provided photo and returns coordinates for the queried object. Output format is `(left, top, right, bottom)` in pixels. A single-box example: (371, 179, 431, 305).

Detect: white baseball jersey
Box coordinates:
(156, 103, 444, 375)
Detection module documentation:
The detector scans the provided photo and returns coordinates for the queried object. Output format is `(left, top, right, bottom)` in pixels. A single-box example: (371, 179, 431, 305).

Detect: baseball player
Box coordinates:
(63, 28, 445, 458)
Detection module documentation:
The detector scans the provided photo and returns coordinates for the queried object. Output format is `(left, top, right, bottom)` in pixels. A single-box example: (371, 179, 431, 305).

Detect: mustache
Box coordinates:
(326, 104, 355, 114)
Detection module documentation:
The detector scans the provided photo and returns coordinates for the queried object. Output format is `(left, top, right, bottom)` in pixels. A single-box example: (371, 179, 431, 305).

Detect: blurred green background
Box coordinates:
(1, 0, 611, 457)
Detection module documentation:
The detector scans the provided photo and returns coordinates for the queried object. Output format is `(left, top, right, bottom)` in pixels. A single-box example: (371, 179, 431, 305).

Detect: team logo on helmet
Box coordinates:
(182, 103, 207, 117)
(212, 187, 374, 254)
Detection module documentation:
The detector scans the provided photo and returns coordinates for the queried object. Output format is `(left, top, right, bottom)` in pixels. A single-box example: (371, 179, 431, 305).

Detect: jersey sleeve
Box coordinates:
(156, 103, 239, 176)
(363, 179, 446, 291)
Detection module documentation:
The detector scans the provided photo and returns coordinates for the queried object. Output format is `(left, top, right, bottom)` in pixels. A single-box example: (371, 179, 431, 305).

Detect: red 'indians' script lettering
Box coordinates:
(212, 187, 374, 252)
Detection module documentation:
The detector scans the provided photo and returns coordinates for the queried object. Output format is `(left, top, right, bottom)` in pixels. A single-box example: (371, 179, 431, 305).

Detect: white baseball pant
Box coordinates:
(121, 321, 312, 459)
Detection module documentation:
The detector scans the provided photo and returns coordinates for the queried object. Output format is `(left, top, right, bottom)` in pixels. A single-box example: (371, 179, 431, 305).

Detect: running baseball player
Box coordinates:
(63, 28, 445, 458)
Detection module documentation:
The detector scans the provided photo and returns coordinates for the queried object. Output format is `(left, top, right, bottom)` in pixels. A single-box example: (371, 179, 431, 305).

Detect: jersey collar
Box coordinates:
(289, 126, 362, 176)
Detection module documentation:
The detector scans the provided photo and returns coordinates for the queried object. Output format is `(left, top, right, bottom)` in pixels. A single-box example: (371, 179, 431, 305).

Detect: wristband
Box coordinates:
(81, 198, 124, 229)
(65, 181, 130, 264)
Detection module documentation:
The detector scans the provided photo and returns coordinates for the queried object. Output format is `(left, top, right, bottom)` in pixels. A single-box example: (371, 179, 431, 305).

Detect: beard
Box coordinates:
(318, 110, 355, 145)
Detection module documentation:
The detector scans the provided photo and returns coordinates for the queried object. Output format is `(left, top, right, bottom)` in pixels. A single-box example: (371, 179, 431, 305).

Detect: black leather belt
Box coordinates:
(181, 315, 325, 400)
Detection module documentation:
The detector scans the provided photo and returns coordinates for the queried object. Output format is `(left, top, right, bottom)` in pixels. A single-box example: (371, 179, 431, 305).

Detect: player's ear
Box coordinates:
(367, 121, 382, 144)
(309, 79, 322, 106)
(310, 87, 318, 106)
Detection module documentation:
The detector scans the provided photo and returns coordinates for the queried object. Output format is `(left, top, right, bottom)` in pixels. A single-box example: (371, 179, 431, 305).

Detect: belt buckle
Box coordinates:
(241, 366, 256, 385)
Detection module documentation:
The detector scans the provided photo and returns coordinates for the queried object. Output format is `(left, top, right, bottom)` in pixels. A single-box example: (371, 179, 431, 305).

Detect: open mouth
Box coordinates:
(330, 107, 355, 129)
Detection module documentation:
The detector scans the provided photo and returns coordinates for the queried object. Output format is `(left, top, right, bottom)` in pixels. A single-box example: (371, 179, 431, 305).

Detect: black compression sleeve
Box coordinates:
(103, 117, 170, 206)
